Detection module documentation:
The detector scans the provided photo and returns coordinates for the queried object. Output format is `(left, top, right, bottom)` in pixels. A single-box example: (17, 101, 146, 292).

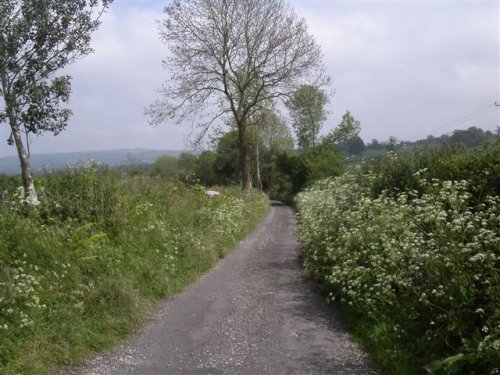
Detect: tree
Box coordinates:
(325, 110, 361, 146)
(179, 152, 197, 172)
(151, 155, 180, 180)
(425, 135, 436, 145)
(214, 130, 240, 185)
(250, 109, 293, 190)
(194, 150, 218, 186)
(385, 136, 399, 152)
(221, 110, 294, 190)
(286, 84, 327, 149)
(367, 138, 383, 150)
(147, 0, 328, 191)
(263, 143, 343, 204)
(0, 0, 112, 204)
(302, 144, 343, 182)
(347, 136, 366, 155)
(256, 110, 294, 153)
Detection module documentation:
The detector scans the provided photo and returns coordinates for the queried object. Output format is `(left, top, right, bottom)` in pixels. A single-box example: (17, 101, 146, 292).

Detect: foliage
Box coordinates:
(151, 155, 180, 181)
(192, 151, 218, 186)
(366, 127, 499, 154)
(302, 144, 344, 182)
(255, 110, 294, 153)
(263, 150, 307, 204)
(0, 0, 112, 202)
(385, 136, 400, 152)
(295, 143, 500, 375)
(361, 142, 499, 202)
(263, 144, 343, 204)
(208, 113, 295, 189)
(0, 174, 19, 200)
(286, 84, 327, 149)
(348, 136, 366, 155)
(147, 0, 328, 190)
(0, 167, 268, 374)
(137, 121, 339, 205)
(178, 152, 197, 179)
(35, 163, 120, 236)
(420, 127, 497, 148)
(213, 131, 241, 185)
(324, 110, 361, 146)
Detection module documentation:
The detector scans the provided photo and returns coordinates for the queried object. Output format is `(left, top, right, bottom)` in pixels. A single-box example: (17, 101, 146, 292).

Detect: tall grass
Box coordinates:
(0, 163, 268, 374)
(296, 142, 499, 375)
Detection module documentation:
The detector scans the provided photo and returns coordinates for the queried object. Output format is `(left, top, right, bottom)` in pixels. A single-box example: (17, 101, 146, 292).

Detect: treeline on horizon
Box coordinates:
(366, 125, 499, 151)
(333, 125, 499, 156)
(2, 125, 497, 206)
(114, 125, 500, 203)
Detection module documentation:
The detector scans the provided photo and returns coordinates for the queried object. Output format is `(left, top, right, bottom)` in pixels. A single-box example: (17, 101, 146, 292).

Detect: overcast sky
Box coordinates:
(1, 0, 499, 157)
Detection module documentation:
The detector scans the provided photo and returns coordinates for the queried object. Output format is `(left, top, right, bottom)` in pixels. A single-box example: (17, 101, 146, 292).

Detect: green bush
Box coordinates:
(361, 141, 499, 203)
(263, 150, 307, 204)
(263, 145, 343, 204)
(0, 174, 20, 202)
(0, 168, 268, 374)
(296, 144, 499, 375)
(34, 163, 120, 232)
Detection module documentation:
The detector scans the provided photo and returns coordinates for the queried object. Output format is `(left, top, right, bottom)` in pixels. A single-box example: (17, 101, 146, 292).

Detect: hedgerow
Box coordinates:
(0, 164, 268, 374)
(296, 142, 499, 375)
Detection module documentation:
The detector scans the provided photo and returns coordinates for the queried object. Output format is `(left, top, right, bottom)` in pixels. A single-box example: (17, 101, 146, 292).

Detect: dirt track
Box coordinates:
(67, 202, 378, 375)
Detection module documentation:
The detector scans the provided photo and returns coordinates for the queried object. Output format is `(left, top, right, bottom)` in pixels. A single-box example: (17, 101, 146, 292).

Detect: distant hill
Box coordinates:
(0, 149, 183, 175)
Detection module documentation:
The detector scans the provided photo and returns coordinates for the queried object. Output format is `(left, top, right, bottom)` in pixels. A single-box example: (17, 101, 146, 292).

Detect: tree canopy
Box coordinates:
(147, 0, 329, 190)
(325, 110, 361, 146)
(286, 84, 327, 149)
(0, 0, 113, 203)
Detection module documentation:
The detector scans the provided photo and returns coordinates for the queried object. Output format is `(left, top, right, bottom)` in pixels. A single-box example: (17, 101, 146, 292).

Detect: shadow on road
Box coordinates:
(270, 201, 286, 207)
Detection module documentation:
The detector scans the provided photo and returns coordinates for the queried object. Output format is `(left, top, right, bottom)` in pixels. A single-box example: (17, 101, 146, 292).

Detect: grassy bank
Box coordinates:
(0, 164, 269, 374)
(295, 143, 499, 375)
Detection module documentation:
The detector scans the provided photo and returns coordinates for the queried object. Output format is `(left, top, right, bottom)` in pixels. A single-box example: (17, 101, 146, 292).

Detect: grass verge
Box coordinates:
(0, 166, 269, 374)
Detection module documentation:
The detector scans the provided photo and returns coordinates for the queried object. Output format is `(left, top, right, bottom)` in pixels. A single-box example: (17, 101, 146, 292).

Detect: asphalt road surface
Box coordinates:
(66, 202, 378, 375)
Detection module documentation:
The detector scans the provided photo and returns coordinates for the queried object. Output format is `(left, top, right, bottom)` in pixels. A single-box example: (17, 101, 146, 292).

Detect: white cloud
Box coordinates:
(290, 0, 499, 141)
(1, 0, 498, 158)
(2, 2, 188, 157)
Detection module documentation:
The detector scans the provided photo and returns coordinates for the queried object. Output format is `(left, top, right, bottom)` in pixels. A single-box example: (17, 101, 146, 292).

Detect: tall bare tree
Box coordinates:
(147, 0, 329, 191)
(0, 0, 112, 204)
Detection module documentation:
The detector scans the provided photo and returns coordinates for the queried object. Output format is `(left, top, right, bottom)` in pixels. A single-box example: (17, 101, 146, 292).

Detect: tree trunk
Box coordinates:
(255, 138, 262, 191)
(237, 119, 252, 192)
(8, 107, 39, 205)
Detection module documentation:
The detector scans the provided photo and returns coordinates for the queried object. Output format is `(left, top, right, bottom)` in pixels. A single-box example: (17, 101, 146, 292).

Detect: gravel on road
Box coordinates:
(65, 202, 379, 375)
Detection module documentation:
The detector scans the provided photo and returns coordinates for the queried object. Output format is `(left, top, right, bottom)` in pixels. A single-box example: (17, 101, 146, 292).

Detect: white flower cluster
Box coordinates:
(1, 257, 48, 329)
(128, 192, 251, 276)
(296, 170, 499, 368)
(200, 196, 246, 240)
(0, 252, 98, 332)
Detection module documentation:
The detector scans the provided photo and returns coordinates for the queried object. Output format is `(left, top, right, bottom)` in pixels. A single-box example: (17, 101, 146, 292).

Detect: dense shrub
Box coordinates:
(296, 144, 499, 375)
(263, 145, 344, 204)
(36, 163, 120, 231)
(361, 141, 499, 202)
(0, 174, 19, 198)
(0, 166, 268, 374)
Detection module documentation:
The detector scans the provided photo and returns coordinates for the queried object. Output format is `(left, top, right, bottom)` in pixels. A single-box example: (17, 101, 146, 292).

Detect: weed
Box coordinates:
(0, 167, 268, 374)
(296, 144, 499, 375)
